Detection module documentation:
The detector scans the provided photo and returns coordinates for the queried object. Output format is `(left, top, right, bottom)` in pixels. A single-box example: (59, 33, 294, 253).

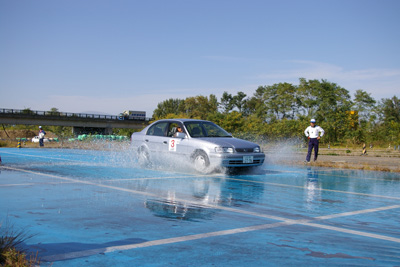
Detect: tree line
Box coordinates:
(153, 78, 400, 146)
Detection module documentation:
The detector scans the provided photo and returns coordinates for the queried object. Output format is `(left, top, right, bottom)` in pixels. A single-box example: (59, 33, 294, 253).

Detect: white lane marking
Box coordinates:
(1, 166, 198, 200)
(224, 177, 400, 200)
(317, 171, 400, 181)
(101, 175, 199, 182)
(303, 222, 400, 243)
(41, 221, 295, 262)
(0, 183, 35, 187)
(315, 204, 400, 220)
(3, 166, 400, 262)
(42, 205, 400, 262)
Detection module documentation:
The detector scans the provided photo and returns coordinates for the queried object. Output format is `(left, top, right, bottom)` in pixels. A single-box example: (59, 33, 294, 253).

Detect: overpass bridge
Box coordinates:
(0, 108, 150, 135)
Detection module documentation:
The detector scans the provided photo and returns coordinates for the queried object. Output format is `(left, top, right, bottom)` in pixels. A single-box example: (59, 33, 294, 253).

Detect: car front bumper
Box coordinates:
(211, 153, 266, 167)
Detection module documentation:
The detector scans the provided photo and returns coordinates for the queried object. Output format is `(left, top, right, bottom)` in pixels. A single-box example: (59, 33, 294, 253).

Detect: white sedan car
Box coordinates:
(31, 136, 49, 143)
(131, 119, 265, 173)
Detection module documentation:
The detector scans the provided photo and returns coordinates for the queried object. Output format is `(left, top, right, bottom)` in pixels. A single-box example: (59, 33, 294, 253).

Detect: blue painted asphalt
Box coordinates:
(1, 147, 400, 266)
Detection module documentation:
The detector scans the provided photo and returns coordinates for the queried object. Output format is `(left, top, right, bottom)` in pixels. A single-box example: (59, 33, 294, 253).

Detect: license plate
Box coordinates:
(243, 156, 253, 163)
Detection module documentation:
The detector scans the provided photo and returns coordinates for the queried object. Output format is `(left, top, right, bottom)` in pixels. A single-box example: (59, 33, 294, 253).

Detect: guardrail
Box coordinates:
(0, 108, 151, 121)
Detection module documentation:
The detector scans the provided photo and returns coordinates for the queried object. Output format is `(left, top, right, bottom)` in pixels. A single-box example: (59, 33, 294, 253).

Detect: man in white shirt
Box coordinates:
(38, 126, 46, 147)
(304, 119, 325, 163)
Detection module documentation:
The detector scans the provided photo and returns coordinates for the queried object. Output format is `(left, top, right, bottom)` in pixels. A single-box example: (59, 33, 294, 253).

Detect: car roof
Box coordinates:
(142, 119, 215, 133)
(152, 119, 211, 123)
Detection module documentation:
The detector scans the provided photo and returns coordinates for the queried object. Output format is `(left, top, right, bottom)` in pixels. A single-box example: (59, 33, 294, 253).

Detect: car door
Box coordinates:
(145, 122, 169, 159)
(166, 122, 188, 157)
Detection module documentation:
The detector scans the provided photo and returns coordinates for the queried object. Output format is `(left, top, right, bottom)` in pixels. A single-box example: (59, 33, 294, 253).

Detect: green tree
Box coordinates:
(153, 98, 185, 119)
(256, 83, 298, 121)
(212, 111, 245, 134)
(21, 108, 34, 115)
(49, 107, 61, 116)
(380, 96, 400, 123)
(376, 96, 400, 144)
(220, 92, 234, 113)
(264, 118, 304, 140)
(353, 90, 376, 123)
(350, 90, 377, 144)
(232, 91, 247, 113)
(243, 87, 268, 120)
(183, 95, 218, 119)
(220, 91, 247, 114)
(297, 78, 318, 117)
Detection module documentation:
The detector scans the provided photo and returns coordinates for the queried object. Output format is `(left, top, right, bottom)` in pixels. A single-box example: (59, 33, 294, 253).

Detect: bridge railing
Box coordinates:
(0, 108, 151, 121)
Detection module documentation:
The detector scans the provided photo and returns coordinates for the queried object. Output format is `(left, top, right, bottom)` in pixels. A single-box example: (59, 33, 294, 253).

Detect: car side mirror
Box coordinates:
(175, 132, 187, 139)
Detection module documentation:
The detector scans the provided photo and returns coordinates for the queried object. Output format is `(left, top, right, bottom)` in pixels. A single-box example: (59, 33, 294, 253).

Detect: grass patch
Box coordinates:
(1, 247, 38, 267)
(0, 220, 39, 266)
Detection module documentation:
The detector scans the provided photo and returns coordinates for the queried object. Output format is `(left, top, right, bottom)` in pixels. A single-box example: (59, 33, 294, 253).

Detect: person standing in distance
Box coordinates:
(38, 126, 46, 147)
(304, 119, 324, 163)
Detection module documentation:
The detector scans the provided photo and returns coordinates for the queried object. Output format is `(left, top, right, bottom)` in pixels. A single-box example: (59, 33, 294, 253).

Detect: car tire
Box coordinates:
(138, 147, 151, 167)
(193, 151, 210, 174)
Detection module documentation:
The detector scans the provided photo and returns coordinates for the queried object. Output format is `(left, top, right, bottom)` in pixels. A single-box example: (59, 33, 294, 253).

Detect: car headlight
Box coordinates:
(253, 147, 261, 153)
(215, 147, 234, 153)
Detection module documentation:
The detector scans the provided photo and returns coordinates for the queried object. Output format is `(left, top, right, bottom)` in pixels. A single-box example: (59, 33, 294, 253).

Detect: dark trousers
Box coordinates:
(306, 138, 319, 162)
(39, 138, 44, 147)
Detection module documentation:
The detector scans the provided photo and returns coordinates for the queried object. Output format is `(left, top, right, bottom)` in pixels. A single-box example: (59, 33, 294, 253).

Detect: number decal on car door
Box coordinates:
(169, 139, 176, 151)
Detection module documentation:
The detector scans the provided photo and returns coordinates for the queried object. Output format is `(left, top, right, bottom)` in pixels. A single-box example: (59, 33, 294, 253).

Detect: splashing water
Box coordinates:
(234, 133, 304, 165)
(263, 138, 304, 164)
(52, 135, 302, 176)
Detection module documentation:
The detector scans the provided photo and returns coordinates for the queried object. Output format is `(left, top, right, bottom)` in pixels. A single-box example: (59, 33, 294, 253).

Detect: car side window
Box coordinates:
(167, 122, 184, 137)
(203, 122, 230, 137)
(147, 122, 168, 136)
(184, 122, 205, 137)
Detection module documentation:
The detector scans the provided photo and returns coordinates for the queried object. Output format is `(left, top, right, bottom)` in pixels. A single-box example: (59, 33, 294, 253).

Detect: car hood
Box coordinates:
(196, 137, 259, 149)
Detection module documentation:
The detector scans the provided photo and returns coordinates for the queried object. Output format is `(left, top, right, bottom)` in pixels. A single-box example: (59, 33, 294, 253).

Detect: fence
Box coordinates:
(0, 108, 150, 121)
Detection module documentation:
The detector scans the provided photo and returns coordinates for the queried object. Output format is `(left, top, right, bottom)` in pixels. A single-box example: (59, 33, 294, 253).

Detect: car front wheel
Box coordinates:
(193, 151, 210, 174)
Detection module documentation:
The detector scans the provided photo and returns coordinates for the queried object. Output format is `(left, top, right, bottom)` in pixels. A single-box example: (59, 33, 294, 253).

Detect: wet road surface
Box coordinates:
(0, 147, 399, 266)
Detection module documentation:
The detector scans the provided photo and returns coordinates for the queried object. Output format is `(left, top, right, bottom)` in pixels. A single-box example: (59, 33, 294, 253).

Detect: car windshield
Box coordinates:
(184, 121, 232, 138)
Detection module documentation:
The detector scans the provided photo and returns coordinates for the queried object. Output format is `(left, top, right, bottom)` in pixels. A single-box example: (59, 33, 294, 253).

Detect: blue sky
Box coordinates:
(1, 0, 399, 116)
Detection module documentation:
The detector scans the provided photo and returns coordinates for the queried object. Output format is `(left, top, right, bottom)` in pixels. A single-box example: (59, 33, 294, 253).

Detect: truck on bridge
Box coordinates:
(119, 110, 146, 121)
